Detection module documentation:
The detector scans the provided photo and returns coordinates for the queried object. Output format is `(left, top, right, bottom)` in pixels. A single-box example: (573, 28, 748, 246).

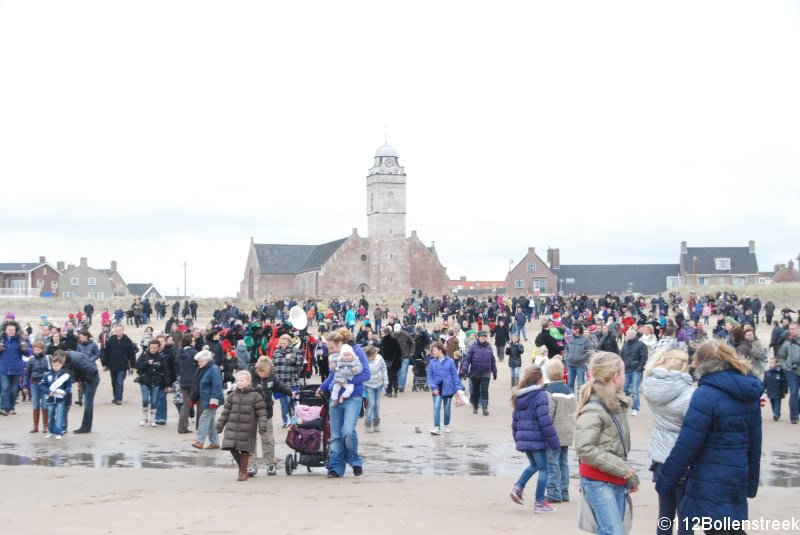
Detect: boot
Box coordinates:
(237, 453, 250, 481)
(149, 410, 157, 427)
(365, 421, 373, 433)
(30, 410, 40, 433)
(42, 409, 49, 432)
(482, 401, 489, 416)
(373, 418, 381, 433)
(231, 450, 242, 469)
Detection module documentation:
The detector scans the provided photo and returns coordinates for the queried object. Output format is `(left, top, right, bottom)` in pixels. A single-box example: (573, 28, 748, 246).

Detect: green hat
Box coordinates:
(466, 329, 476, 337)
(724, 316, 740, 328)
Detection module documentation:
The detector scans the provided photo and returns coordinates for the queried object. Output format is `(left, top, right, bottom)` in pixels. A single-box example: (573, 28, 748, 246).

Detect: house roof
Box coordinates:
(0, 262, 41, 272)
(254, 238, 347, 274)
(682, 247, 758, 274)
(127, 283, 160, 298)
(553, 264, 681, 295)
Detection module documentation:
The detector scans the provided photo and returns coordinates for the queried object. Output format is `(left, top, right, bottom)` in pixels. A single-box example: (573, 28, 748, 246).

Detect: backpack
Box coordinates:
(285, 426, 322, 455)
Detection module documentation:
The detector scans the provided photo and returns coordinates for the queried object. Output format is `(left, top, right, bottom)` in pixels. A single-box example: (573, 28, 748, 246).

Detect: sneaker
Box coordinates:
(55, 435, 63, 441)
(44, 433, 52, 438)
(631, 409, 639, 416)
(509, 485, 524, 505)
(444, 426, 451, 433)
(430, 427, 441, 435)
(353, 466, 363, 477)
(73, 428, 90, 434)
(267, 464, 277, 476)
(534, 501, 556, 514)
(281, 423, 289, 429)
(0, 410, 7, 416)
(248, 467, 258, 477)
(482, 407, 489, 416)
(139, 419, 147, 427)
(150, 421, 157, 427)
(773, 415, 779, 421)
(9, 410, 15, 415)
(473, 407, 478, 414)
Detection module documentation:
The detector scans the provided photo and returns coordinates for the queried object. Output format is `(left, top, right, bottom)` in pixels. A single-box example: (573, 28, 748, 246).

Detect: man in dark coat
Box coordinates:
(100, 325, 137, 404)
(534, 319, 563, 357)
(381, 328, 402, 397)
(494, 318, 510, 363)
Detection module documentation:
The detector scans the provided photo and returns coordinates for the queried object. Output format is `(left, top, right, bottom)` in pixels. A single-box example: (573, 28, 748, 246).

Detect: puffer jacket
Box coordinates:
(426, 356, 463, 397)
(191, 364, 224, 410)
(641, 367, 694, 463)
(545, 381, 577, 446)
(174, 346, 198, 389)
(134, 351, 170, 388)
(461, 341, 497, 378)
(215, 386, 268, 453)
(656, 358, 762, 523)
(620, 338, 649, 373)
(574, 390, 640, 489)
(26, 353, 51, 384)
(77, 340, 100, 361)
(512, 385, 560, 451)
(249, 365, 293, 419)
(0, 334, 26, 376)
(505, 342, 524, 368)
(565, 334, 592, 368)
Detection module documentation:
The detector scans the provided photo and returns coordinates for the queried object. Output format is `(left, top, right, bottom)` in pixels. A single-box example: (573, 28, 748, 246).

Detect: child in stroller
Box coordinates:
(412, 353, 430, 392)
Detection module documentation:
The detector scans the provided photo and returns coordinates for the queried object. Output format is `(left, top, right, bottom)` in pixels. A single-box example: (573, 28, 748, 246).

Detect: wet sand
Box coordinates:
(0, 316, 797, 534)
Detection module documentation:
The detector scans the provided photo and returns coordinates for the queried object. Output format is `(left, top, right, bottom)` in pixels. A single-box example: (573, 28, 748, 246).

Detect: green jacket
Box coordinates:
(574, 392, 640, 489)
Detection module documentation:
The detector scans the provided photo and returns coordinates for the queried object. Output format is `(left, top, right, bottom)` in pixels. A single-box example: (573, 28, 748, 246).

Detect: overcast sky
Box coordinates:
(1, 1, 798, 297)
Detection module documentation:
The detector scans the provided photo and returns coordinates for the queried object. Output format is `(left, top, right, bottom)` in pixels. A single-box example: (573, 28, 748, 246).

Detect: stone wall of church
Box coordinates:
(369, 237, 411, 297)
(408, 236, 449, 297)
(317, 235, 371, 296)
(261, 274, 296, 299)
(294, 271, 318, 298)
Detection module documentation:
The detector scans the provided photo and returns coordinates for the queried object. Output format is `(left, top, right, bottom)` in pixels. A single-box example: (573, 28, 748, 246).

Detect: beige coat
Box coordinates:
(574, 388, 640, 489)
(215, 386, 268, 453)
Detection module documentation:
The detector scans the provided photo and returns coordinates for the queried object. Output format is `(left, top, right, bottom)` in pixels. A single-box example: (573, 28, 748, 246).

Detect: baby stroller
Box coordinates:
(411, 354, 430, 392)
(285, 383, 329, 475)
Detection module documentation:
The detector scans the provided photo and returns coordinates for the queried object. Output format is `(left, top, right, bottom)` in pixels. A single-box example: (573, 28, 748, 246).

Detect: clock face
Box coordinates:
(384, 157, 394, 167)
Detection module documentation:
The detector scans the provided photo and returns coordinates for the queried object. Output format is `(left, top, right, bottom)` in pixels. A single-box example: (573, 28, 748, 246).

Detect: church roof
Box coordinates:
(254, 238, 348, 274)
(374, 144, 398, 157)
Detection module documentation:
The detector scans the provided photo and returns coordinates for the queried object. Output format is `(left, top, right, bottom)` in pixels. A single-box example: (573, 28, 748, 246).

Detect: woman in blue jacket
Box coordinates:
(190, 349, 224, 450)
(317, 328, 370, 478)
(427, 341, 463, 435)
(0, 322, 27, 416)
(657, 341, 762, 534)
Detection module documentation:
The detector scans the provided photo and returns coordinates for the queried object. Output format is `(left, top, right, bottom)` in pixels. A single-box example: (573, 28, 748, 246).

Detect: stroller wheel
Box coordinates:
(285, 454, 294, 476)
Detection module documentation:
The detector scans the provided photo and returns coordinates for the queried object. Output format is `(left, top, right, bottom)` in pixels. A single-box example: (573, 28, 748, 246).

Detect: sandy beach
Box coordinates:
(0, 316, 798, 535)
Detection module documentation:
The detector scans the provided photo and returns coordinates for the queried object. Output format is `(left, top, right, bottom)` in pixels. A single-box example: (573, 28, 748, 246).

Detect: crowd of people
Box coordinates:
(0, 288, 794, 534)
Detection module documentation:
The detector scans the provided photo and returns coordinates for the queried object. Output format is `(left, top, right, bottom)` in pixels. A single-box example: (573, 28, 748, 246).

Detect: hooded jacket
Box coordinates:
(461, 341, 497, 378)
(77, 340, 100, 362)
(641, 367, 694, 463)
(505, 342, 524, 368)
(656, 358, 762, 522)
(0, 333, 26, 376)
(381, 334, 402, 370)
(426, 356, 462, 397)
(545, 381, 577, 446)
(215, 386, 268, 453)
(565, 334, 592, 368)
(512, 385, 560, 451)
(175, 346, 198, 389)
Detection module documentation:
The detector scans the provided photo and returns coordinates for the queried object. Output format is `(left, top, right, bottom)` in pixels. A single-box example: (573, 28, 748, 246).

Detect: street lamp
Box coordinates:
(628, 282, 633, 293)
(559, 279, 564, 294)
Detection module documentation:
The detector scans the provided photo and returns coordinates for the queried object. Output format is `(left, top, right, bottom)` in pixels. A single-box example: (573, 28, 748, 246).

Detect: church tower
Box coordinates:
(366, 144, 406, 239)
(366, 144, 410, 295)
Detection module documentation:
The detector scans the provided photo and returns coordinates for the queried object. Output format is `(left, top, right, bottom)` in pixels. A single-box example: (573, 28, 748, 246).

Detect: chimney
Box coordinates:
(111, 260, 118, 272)
(68, 264, 76, 270)
(528, 247, 535, 256)
(460, 276, 467, 282)
(80, 257, 88, 268)
(547, 248, 553, 266)
(680, 241, 688, 255)
(39, 256, 46, 264)
(748, 240, 755, 254)
(775, 264, 781, 273)
(250, 236, 254, 244)
(57, 261, 65, 272)
(790, 260, 795, 272)
(551, 248, 561, 270)
(351, 228, 358, 236)
(411, 230, 417, 239)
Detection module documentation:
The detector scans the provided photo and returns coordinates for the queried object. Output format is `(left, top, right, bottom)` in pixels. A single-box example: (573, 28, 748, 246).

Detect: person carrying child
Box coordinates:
(764, 356, 788, 421)
(329, 344, 363, 406)
(216, 370, 269, 481)
(42, 352, 72, 440)
(510, 366, 561, 514)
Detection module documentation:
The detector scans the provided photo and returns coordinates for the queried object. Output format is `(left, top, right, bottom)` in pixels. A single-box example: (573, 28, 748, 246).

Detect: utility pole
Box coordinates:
(183, 262, 187, 298)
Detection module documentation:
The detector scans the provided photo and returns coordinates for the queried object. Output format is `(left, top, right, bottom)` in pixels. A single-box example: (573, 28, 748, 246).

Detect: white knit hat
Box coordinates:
(194, 349, 214, 363)
(340, 344, 354, 356)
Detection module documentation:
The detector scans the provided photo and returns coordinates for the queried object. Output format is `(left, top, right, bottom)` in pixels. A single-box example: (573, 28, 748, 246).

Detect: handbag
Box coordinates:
(577, 400, 634, 534)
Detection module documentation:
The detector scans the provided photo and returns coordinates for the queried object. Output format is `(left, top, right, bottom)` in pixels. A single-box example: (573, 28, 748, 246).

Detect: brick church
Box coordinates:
(240, 144, 449, 300)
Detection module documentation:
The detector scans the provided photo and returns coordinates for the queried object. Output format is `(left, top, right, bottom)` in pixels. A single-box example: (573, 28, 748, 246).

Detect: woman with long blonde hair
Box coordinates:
(574, 352, 639, 535)
(656, 341, 761, 535)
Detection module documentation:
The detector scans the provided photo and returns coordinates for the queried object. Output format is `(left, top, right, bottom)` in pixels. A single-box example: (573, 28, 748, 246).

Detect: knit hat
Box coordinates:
(589, 324, 597, 332)
(194, 349, 214, 363)
(340, 344, 354, 356)
(724, 316, 740, 328)
(5, 312, 15, 320)
(393, 323, 401, 333)
(553, 319, 562, 327)
(466, 329, 476, 337)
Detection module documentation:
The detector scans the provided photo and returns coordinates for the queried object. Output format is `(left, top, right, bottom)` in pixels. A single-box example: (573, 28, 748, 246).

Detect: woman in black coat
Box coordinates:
(381, 327, 402, 397)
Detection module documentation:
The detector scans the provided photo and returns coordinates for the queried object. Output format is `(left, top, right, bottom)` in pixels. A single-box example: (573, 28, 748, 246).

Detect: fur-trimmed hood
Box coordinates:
(695, 357, 762, 403)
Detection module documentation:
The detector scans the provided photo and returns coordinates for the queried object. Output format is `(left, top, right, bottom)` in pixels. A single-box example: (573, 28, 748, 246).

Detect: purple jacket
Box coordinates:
(512, 385, 560, 451)
(461, 341, 497, 378)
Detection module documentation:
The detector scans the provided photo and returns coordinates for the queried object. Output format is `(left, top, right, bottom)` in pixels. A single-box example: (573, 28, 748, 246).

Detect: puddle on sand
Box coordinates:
(0, 440, 796, 486)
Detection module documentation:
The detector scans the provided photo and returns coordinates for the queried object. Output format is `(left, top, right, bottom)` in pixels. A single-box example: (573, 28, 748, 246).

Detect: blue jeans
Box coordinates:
(327, 396, 362, 476)
(155, 388, 167, 422)
(398, 358, 410, 391)
(365, 386, 381, 425)
(47, 402, 67, 436)
(110, 370, 127, 402)
(31, 383, 47, 410)
(432, 394, 452, 428)
(0, 374, 21, 412)
(567, 366, 586, 392)
(279, 392, 296, 425)
(546, 446, 570, 501)
(518, 324, 528, 341)
(786, 370, 800, 422)
(511, 367, 521, 380)
(140, 384, 160, 409)
(80, 373, 100, 430)
(581, 478, 626, 535)
(516, 450, 549, 503)
(624, 370, 642, 411)
(770, 397, 782, 419)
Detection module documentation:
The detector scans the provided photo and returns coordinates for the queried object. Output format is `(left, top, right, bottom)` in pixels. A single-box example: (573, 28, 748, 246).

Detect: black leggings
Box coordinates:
(386, 366, 400, 394)
(469, 375, 491, 407)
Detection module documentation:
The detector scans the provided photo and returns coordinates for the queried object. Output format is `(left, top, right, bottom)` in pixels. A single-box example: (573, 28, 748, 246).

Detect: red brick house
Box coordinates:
(0, 256, 61, 297)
